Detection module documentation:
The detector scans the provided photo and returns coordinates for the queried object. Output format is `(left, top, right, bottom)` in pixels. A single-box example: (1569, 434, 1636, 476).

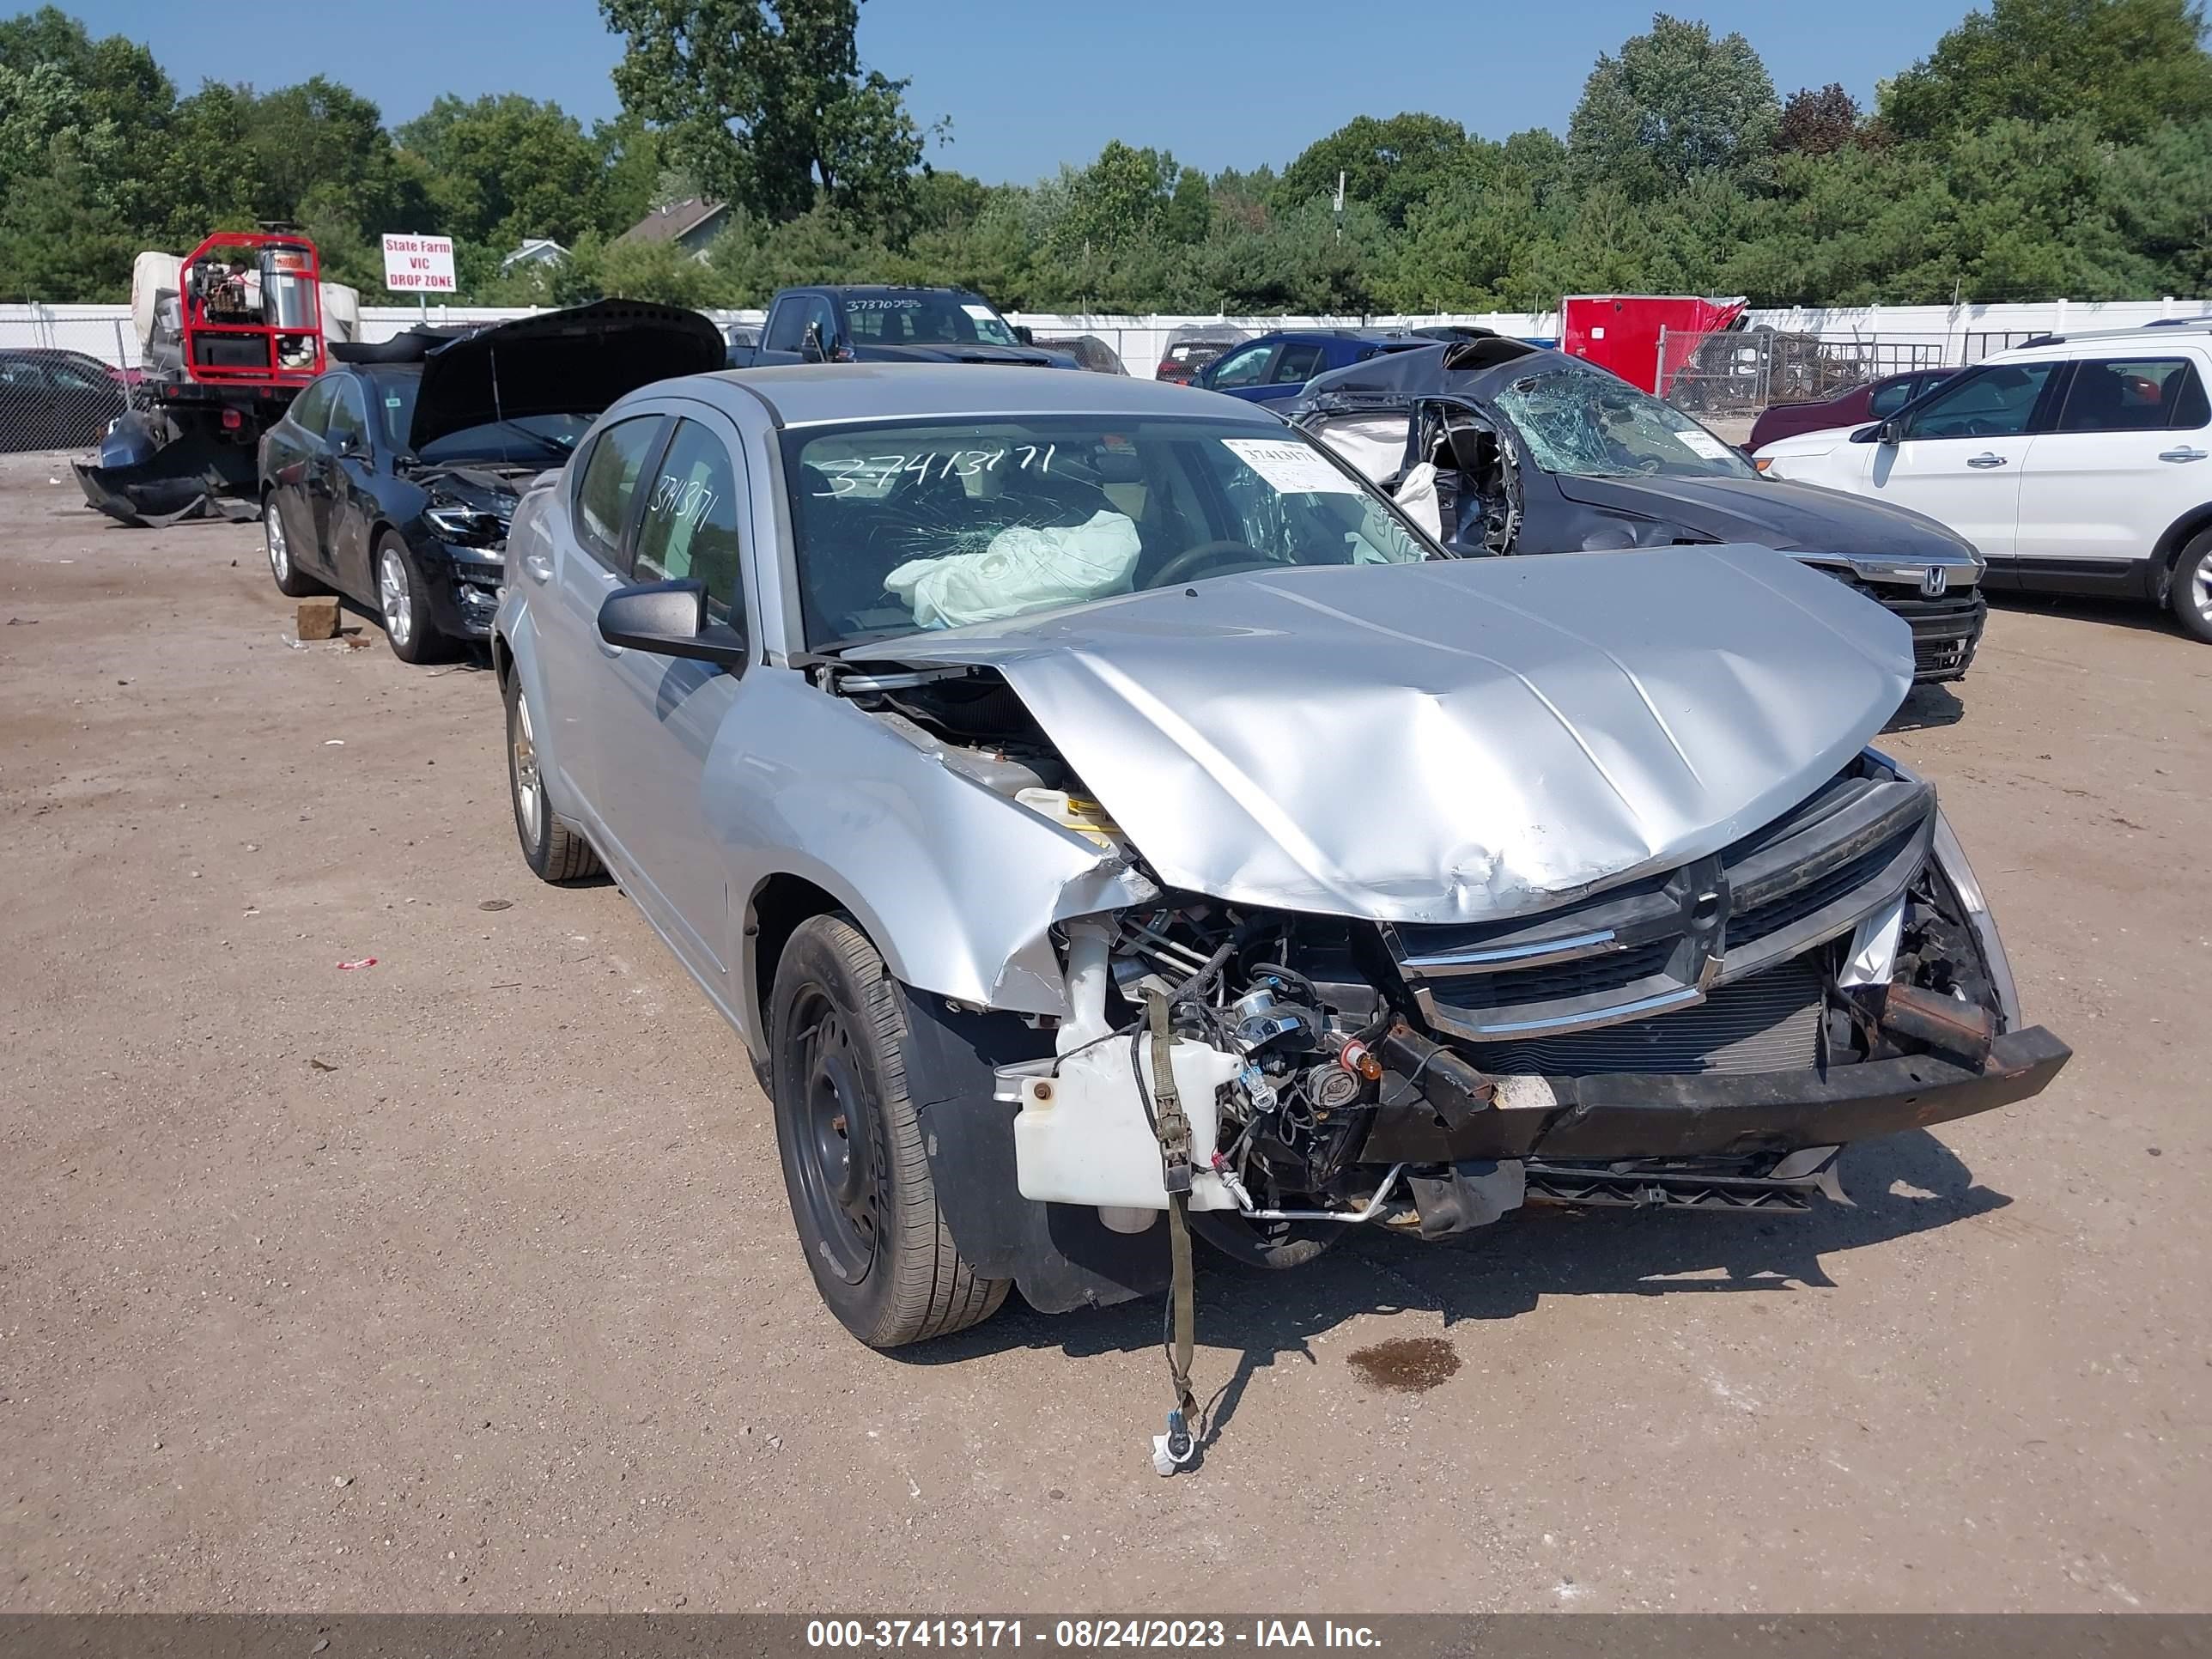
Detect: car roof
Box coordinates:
(691, 363, 1281, 428)
(800, 284, 985, 301)
(1987, 320, 2212, 362)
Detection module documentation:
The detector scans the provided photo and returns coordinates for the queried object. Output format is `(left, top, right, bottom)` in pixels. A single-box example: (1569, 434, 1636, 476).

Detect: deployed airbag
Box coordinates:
(887, 509, 1141, 629)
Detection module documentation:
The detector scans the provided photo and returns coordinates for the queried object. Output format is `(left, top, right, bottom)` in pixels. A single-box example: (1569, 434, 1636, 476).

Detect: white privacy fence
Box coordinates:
(9, 295, 2212, 386)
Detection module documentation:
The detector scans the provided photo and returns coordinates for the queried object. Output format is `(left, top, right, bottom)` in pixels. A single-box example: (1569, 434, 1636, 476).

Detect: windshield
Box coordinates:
(368, 368, 594, 463)
(843, 293, 1019, 349)
(784, 415, 1437, 649)
(1494, 362, 1758, 481)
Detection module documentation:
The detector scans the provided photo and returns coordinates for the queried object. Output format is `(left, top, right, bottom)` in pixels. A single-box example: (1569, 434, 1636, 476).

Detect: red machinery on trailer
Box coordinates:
(75, 228, 341, 526)
(1559, 295, 1748, 392)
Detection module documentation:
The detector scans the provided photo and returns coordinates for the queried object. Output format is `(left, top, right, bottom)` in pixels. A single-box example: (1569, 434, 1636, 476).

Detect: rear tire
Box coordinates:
(2171, 530, 2212, 644)
(769, 914, 1008, 1347)
(264, 495, 321, 598)
(504, 669, 601, 883)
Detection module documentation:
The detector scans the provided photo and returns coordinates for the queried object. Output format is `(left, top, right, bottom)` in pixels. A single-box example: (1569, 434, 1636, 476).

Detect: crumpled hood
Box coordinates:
(1553, 471, 1979, 566)
(410, 298, 726, 453)
(844, 545, 1913, 925)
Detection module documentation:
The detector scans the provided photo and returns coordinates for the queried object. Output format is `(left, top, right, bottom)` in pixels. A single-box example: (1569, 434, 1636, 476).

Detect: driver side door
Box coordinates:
(1858, 360, 2063, 560)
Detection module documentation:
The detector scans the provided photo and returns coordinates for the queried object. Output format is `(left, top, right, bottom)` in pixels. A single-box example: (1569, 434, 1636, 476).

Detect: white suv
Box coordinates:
(1754, 325, 2212, 642)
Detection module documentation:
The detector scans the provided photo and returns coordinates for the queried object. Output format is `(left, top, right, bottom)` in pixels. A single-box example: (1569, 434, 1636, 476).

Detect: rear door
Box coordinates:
(267, 377, 335, 576)
(2013, 351, 2212, 587)
(317, 376, 378, 597)
(590, 408, 755, 985)
(1853, 359, 2064, 561)
(538, 410, 669, 823)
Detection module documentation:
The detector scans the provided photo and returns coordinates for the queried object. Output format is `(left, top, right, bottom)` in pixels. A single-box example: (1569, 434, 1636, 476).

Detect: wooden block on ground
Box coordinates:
(296, 597, 340, 641)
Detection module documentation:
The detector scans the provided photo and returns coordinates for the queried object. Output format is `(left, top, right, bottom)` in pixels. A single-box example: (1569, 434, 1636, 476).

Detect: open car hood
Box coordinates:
(410, 299, 725, 453)
(842, 546, 1914, 925)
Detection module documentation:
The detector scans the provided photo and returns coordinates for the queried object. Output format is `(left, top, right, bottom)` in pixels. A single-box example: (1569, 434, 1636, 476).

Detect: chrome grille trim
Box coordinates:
(1387, 772, 1935, 1042)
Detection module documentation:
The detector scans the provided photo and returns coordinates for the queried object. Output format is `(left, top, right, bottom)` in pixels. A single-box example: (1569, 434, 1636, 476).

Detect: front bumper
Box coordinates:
(1359, 1024, 2070, 1165)
(423, 544, 505, 638)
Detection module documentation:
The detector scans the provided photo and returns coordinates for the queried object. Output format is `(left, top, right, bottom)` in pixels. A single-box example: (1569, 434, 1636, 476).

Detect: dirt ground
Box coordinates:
(2, 448, 2206, 1615)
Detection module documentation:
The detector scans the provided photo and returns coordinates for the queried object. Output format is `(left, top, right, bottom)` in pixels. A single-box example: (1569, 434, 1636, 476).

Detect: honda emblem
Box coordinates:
(1920, 567, 1949, 598)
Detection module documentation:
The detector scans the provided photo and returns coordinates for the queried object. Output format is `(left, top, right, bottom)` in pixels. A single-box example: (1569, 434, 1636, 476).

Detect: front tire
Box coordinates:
(504, 669, 601, 883)
(375, 532, 451, 664)
(264, 495, 321, 598)
(769, 915, 1008, 1347)
(2171, 530, 2212, 644)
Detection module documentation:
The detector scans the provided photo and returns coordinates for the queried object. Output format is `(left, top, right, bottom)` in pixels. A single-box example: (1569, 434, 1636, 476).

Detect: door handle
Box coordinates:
(1966, 453, 2007, 468)
(523, 554, 552, 583)
(2159, 447, 2208, 462)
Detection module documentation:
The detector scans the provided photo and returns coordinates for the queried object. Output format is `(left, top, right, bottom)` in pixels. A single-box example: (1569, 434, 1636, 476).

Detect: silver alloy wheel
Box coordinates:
(2195, 554, 2212, 625)
(378, 546, 414, 649)
(513, 691, 543, 846)
(265, 503, 289, 584)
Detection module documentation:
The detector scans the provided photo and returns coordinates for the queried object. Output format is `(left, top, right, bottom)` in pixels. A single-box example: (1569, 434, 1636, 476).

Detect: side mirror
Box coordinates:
(598, 579, 748, 671)
(1012, 324, 1034, 345)
(800, 320, 828, 363)
(1875, 418, 1904, 446)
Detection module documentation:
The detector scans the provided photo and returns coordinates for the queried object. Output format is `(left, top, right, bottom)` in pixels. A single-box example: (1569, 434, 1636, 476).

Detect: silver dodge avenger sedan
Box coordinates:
(492, 366, 2069, 1368)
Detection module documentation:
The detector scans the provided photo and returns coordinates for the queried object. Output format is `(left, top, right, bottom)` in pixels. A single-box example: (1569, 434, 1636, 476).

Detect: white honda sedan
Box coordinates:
(1756, 324, 2212, 642)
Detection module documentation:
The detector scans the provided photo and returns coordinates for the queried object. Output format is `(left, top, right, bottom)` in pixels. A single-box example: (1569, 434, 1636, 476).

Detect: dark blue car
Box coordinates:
(1192, 330, 1435, 404)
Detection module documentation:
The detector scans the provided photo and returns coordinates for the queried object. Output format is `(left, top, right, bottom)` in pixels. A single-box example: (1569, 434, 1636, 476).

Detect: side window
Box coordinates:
(634, 420, 745, 624)
(1868, 378, 1914, 417)
(325, 378, 368, 450)
(763, 299, 807, 353)
(1271, 342, 1328, 384)
(1209, 343, 1273, 388)
(289, 377, 335, 437)
(573, 415, 665, 567)
(1899, 362, 2058, 441)
(2056, 357, 2204, 433)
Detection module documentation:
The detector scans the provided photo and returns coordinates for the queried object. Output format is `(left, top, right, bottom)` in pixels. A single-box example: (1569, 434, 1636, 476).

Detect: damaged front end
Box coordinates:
(821, 556, 2066, 1285)
(989, 752, 2063, 1255)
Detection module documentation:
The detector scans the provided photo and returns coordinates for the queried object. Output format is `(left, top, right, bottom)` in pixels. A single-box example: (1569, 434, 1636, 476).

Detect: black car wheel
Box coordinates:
(503, 670, 601, 883)
(769, 915, 1007, 1347)
(2172, 529, 2212, 645)
(374, 532, 452, 664)
(264, 495, 321, 598)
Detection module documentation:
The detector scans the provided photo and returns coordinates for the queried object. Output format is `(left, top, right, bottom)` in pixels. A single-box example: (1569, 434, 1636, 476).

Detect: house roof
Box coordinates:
(619, 198, 728, 246)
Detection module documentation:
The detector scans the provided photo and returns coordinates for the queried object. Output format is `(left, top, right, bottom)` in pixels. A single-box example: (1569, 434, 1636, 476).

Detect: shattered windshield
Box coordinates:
(1494, 362, 1758, 481)
(784, 416, 1437, 648)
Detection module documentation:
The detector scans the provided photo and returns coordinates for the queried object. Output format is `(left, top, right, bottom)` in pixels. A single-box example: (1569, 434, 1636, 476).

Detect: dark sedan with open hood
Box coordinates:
(257, 299, 725, 661)
(1289, 340, 1990, 683)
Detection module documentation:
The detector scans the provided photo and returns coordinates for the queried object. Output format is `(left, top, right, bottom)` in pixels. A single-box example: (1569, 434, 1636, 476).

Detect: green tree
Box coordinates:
(1567, 13, 1780, 192)
(1882, 0, 2212, 145)
(1279, 112, 1470, 228)
(600, 0, 932, 222)
(398, 94, 605, 247)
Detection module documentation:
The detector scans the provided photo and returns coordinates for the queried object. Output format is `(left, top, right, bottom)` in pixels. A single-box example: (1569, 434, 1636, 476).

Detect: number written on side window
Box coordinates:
(633, 419, 744, 623)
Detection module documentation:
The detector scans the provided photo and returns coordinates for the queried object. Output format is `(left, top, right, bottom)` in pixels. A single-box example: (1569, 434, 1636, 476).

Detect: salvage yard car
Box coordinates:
(491, 364, 2069, 1395)
(1291, 339, 1990, 682)
(259, 300, 723, 660)
(1754, 324, 2212, 644)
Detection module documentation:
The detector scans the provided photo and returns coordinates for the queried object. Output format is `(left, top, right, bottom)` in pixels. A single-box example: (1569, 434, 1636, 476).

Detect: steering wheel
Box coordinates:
(1149, 539, 1279, 587)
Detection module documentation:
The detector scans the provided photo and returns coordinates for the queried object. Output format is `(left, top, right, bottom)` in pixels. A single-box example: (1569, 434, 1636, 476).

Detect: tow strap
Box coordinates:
(1145, 991, 1200, 1475)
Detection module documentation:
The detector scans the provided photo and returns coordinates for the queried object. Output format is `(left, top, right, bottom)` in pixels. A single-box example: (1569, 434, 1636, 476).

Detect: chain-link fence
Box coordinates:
(0, 312, 141, 454)
(1656, 327, 1948, 417)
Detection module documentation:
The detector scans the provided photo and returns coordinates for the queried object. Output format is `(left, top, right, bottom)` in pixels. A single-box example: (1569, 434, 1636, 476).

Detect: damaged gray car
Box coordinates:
(493, 365, 2069, 1466)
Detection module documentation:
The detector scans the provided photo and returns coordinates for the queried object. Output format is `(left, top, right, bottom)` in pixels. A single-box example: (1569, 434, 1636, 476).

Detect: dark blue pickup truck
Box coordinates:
(731, 286, 1079, 370)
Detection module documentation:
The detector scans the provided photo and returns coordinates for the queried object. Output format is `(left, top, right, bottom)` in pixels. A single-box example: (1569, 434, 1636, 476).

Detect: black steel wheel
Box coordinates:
(769, 914, 1008, 1346)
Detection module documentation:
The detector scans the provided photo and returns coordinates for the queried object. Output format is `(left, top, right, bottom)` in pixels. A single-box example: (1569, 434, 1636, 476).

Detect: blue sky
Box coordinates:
(70, 0, 1974, 184)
